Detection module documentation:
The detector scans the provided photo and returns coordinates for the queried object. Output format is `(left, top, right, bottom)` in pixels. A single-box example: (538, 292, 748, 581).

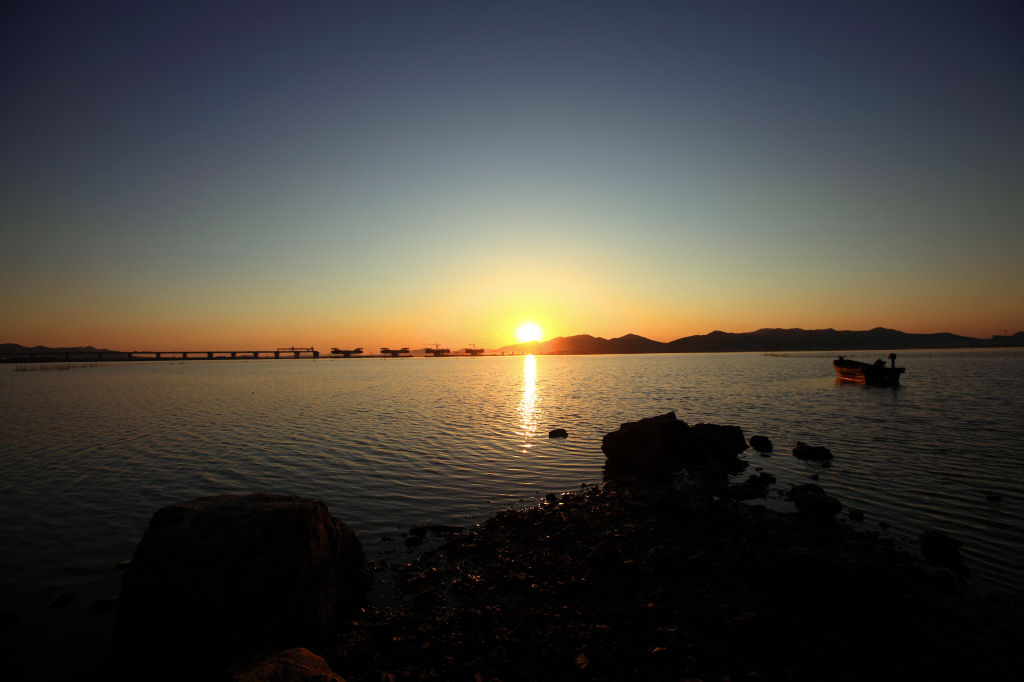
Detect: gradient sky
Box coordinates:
(2, 1, 1022, 351)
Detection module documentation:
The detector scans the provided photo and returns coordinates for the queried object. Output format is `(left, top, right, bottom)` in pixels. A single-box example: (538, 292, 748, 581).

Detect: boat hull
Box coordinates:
(833, 359, 905, 386)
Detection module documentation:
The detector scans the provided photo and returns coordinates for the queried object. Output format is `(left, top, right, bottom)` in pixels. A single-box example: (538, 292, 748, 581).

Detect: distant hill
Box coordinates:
(496, 328, 1023, 355)
(1, 343, 122, 354)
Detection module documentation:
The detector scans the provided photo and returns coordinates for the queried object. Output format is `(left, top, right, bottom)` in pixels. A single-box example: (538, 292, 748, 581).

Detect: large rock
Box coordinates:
(749, 435, 773, 452)
(687, 423, 748, 461)
(231, 648, 344, 682)
(787, 484, 842, 522)
(601, 412, 690, 474)
(113, 494, 371, 673)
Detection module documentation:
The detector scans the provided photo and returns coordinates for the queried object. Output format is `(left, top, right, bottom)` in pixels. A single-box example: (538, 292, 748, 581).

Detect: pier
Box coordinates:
(1, 347, 320, 362)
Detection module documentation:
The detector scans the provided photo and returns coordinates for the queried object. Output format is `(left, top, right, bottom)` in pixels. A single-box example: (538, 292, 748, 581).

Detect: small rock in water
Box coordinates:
(545, 492, 559, 504)
(749, 435, 773, 452)
(548, 428, 568, 438)
(89, 596, 118, 615)
(792, 441, 833, 461)
(48, 591, 73, 608)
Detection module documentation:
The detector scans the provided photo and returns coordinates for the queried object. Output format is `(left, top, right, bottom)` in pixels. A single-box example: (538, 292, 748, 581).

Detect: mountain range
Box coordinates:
(496, 327, 1023, 355)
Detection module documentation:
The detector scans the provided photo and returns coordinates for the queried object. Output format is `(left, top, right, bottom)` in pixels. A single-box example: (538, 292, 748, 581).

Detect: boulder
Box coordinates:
(787, 484, 842, 522)
(601, 412, 690, 474)
(919, 530, 963, 560)
(749, 435, 773, 452)
(792, 441, 833, 461)
(687, 423, 748, 462)
(548, 428, 568, 438)
(114, 494, 371, 673)
(231, 648, 344, 682)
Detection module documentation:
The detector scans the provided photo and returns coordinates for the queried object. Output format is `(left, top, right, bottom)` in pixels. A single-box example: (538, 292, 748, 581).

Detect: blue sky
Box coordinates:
(2, 1, 1022, 350)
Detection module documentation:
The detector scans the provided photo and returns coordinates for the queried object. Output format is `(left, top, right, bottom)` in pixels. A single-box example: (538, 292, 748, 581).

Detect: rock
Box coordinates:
(230, 648, 345, 681)
(47, 591, 73, 608)
(0, 609, 21, 630)
(849, 509, 865, 522)
(113, 493, 371, 673)
(749, 435, 773, 452)
(919, 530, 963, 560)
(601, 411, 690, 475)
(548, 428, 568, 438)
(787, 484, 842, 522)
(687, 423, 748, 462)
(792, 441, 833, 461)
(728, 472, 775, 501)
(88, 596, 118, 615)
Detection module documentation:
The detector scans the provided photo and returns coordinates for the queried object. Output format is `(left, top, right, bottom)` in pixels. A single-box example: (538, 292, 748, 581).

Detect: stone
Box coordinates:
(787, 484, 842, 522)
(848, 509, 865, 522)
(919, 530, 963, 560)
(792, 441, 833, 461)
(230, 648, 344, 682)
(601, 411, 690, 474)
(113, 493, 371, 673)
(548, 428, 568, 438)
(88, 596, 118, 615)
(47, 591, 73, 608)
(749, 435, 773, 452)
(687, 423, 748, 462)
(0, 609, 21, 630)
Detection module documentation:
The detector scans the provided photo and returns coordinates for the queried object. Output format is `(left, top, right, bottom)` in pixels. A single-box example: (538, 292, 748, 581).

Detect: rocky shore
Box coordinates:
(6, 414, 1023, 681)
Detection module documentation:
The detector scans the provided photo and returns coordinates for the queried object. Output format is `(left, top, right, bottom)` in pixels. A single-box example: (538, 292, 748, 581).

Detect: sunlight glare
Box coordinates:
(515, 321, 543, 343)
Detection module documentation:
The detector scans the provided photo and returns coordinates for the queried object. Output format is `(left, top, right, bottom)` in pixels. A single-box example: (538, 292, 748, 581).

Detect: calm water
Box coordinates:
(2, 352, 1023, 622)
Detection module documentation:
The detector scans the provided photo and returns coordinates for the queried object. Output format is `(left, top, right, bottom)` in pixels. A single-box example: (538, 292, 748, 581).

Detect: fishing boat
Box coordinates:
(833, 353, 905, 385)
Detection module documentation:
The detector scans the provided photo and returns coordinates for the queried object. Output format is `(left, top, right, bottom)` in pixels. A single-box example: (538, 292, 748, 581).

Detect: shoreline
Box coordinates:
(25, 472, 1022, 682)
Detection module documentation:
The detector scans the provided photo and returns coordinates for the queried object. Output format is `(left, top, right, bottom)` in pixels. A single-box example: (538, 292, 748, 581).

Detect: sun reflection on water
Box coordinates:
(516, 354, 538, 448)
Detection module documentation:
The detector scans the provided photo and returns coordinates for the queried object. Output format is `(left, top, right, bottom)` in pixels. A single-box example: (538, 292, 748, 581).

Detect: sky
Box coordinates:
(2, 1, 1022, 351)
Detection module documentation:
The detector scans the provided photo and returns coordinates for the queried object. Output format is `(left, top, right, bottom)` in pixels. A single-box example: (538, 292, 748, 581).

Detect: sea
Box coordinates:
(2, 351, 1023, 677)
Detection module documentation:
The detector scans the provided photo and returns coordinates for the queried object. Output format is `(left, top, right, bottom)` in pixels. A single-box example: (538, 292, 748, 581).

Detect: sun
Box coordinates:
(515, 322, 543, 343)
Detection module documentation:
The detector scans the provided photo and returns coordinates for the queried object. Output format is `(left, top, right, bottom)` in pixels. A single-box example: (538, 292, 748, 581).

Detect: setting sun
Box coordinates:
(515, 322, 543, 343)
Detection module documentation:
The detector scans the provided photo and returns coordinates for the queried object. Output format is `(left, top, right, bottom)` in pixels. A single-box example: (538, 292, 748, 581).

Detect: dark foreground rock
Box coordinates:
(112, 494, 370, 676)
(229, 648, 344, 682)
(787, 483, 843, 522)
(749, 434, 773, 452)
(315, 479, 1022, 682)
(601, 412, 747, 475)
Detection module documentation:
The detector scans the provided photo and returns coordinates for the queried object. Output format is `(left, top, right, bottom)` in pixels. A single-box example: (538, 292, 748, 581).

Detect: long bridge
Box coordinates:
(1, 347, 320, 361)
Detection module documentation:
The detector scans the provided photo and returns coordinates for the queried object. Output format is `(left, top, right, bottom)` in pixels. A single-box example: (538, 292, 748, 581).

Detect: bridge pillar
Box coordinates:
(127, 353, 133, 359)
(274, 351, 280, 358)
(207, 352, 214, 358)
(293, 351, 300, 358)
(156, 353, 161, 359)
(252, 352, 259, 359)
(231, 352, 237, 358)
(313, 350, 319, 358)
(182, 352, 187, 359)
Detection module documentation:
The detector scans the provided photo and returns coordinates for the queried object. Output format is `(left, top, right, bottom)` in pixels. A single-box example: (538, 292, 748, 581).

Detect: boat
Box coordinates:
(833, 353, 904, 385)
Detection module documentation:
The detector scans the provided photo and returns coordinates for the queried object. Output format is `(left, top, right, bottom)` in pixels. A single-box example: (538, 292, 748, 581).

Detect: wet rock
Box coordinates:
(88, 596, 118, 615)
(787, 484, 842, 522)
(919, 530, 963, 560)
(749, 435, 773, 452)
(47, 591, 73, 608)
(230, 647, 344, 681)
(114, 493, 371, 673)
(601, 411, 690, 475)
(792, 441, 833, 461)
(687, 423, 748, 462)
(548, 428, 568, 438)
(728, 472, 775, 501)
(0, 609, 21, 630)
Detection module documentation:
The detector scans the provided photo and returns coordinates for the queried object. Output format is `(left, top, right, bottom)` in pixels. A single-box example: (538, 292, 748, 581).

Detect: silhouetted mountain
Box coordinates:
(496, 327, 1020, 355)
(1, 343, 121, 354)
